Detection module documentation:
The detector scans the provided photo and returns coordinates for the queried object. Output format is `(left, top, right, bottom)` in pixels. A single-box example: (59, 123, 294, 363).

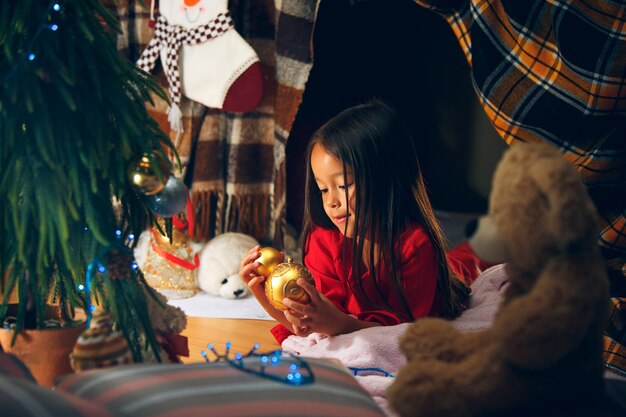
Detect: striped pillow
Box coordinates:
(56, 357, 386, 417)
(0, 375, 118, 417)
(0, 351, 35, 381)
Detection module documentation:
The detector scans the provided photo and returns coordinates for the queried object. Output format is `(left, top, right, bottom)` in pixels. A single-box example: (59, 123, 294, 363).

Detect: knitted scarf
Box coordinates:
(135, 12, 235, 132)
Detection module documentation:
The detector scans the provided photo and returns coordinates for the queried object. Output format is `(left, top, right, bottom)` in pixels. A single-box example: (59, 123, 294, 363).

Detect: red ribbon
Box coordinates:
(151, 195, 199, 270)
(157, 333, 190, 362)
(150, 238, 199, 270)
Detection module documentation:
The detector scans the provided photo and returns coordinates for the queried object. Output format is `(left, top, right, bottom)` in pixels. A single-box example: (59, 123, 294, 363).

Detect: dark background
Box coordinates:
(285, 0, 506, 232)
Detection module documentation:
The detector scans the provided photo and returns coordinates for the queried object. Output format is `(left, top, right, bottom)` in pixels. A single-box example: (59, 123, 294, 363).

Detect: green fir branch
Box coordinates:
(0, 0, 177, 365)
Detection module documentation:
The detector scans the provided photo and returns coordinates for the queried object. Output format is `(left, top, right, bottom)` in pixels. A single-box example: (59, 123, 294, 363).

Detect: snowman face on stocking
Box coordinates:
(161, 0, 225, 28)
(138, 0, 264, 131)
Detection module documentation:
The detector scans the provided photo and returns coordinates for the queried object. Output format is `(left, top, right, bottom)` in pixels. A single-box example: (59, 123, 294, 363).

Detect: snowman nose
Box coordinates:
(184, 0, 201, 6)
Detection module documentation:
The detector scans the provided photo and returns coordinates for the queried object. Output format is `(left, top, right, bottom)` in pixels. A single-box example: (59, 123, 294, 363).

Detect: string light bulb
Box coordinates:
(200, 343, 314, 386)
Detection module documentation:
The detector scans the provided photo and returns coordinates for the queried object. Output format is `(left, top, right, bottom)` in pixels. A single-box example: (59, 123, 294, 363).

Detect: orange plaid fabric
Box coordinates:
(604, 298, 626, 375)
(416, 0, 626, 375)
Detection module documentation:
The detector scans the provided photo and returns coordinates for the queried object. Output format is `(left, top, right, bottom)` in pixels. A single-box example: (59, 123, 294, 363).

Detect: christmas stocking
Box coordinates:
(137, 0, 264, 132)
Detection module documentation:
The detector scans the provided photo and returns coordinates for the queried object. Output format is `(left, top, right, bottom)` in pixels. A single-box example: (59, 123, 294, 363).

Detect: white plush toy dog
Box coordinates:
(197, 232, 257, 299)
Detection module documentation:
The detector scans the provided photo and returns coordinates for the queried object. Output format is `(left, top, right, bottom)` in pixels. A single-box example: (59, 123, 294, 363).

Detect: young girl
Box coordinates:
(240, 99, 488, 343)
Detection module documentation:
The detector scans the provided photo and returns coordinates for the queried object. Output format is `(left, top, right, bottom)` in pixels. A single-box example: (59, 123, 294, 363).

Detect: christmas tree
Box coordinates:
(0, 0, 178, 361)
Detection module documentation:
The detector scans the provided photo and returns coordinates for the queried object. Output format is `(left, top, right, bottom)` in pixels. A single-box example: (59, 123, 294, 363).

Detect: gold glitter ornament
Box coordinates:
(152, 218, 190, 247)
(128, 151, 171, 196)
(265, 258, 314, 311)
(255, 246, 283, 277)
(143, 218, 199, 300)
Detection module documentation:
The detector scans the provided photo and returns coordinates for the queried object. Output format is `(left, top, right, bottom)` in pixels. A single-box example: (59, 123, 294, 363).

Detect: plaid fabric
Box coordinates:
(107, 0, 320, 246)
(56, 359, 386, 417)
(415, 0, 626, 375)
(605, 298, 626, 375)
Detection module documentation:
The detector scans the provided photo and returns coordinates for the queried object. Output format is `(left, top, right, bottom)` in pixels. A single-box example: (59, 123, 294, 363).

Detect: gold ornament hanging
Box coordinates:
(127, 151, 172, 196)
(265, 257, 314, 311)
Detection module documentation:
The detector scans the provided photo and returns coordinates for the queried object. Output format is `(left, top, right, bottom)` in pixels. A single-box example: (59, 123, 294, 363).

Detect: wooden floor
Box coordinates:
(180, 317, 281, 363)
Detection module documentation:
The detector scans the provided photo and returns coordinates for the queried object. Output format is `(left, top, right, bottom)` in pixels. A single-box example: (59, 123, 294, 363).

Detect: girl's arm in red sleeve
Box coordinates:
(303, 227, 348, 312)
(447, 241, 495, 285)
(357, 226, 440, 324)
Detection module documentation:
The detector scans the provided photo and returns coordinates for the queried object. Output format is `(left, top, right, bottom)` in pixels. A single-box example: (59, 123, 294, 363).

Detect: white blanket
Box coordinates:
(282, 264, 510, 416)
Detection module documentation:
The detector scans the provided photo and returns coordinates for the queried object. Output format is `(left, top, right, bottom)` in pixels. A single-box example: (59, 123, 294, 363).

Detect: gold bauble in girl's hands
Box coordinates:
(265, 258, 314, 311)
(128, 152, 172, 195)
(255, 246, 283, 277)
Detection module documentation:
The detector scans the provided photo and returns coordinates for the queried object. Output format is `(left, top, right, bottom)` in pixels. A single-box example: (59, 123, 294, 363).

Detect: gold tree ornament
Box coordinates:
(265, 258, 314, 311)
(143, 215, 199, 300)
(254, 247, 283, 277)
(128, 151, 172, 196)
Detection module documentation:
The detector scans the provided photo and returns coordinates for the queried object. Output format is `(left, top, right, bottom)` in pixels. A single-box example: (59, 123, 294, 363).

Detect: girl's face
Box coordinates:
(310, 143, 356, 238)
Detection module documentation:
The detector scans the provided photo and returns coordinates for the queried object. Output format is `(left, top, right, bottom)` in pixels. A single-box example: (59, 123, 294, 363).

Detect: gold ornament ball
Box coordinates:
(128, 152, 171, 196)
(265, 258, 314, 311)
(255, 246, 283, 277)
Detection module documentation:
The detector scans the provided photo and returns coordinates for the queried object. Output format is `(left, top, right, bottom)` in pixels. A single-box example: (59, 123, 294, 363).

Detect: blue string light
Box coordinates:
(81, 229, 142, 328)
(201, 343, 314, 386)
(1, 1, 63, 85)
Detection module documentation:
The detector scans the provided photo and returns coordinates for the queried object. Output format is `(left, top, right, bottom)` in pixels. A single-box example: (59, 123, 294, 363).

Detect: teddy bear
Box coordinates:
(197, 232, 257, 299)
(143, 286, 189, 363)
(386, 142, 611, 417)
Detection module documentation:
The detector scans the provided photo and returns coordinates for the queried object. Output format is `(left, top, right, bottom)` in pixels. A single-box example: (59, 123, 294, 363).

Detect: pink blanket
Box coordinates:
(282, 264, 510, 416)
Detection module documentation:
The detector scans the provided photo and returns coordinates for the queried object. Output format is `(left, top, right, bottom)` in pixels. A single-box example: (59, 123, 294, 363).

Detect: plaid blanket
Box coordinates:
(415, 0, 626, 376)
(107, 0, 320, 246)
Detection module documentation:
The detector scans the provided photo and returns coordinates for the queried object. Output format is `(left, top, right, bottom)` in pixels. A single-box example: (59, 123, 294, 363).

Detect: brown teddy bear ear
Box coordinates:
(524, 145, 601, 252)
(484, 142, 601, 270)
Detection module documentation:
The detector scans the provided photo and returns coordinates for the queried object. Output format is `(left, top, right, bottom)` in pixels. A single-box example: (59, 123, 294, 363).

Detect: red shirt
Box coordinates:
(270, 225, 486, 343)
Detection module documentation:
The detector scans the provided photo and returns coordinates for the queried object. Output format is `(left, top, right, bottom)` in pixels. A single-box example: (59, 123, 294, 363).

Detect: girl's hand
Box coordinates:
(239, 246, 291, 325)
(239, 245, 276, 312)
(239, 245, 261, 284)
(282, 278, 357, 337)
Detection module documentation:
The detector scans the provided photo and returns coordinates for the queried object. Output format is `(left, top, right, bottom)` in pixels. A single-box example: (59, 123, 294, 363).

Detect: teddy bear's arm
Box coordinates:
(399, 318, 484, 362)
(492, 259, 605, 370)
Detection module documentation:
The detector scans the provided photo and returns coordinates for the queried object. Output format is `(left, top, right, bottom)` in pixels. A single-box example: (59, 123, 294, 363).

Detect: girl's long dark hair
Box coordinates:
(301, 99, 470, 319)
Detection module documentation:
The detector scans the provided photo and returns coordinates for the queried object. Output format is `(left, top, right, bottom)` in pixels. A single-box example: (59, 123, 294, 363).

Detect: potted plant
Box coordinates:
(0, 0, 180, 385)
